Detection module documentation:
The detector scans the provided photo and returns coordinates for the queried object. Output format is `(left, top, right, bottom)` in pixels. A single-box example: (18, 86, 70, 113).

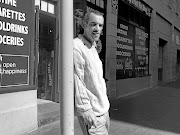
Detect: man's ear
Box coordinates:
(81, 21, 87, 28)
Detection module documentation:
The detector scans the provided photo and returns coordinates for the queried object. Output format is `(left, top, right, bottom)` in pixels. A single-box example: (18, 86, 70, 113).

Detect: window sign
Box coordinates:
(116, 19, 134, 79)
(0, 0, 33, 88)
(0, 54, 29, 87)
(135, 27, 149, 76)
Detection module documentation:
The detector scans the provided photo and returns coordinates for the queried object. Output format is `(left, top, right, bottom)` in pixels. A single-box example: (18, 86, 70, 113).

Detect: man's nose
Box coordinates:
(95, 25, 101, 30)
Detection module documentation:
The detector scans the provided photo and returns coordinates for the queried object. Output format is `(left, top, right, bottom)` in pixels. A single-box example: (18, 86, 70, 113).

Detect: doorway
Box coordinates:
(158, 38, 167, 83)
(37, 13, 56, 100)
(176, 50, 180, 79)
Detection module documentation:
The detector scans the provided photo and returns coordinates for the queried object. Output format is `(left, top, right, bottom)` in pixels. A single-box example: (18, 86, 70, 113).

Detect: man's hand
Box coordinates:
(82, 109, 97, 128)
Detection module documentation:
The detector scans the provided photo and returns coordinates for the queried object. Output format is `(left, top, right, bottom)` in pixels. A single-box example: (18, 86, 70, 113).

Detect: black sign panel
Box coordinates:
(0, 0, 33, 87)
(0, 54, 28, 87)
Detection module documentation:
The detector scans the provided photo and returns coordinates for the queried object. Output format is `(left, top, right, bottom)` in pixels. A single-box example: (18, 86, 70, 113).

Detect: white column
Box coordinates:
(58, 0, 74, 135)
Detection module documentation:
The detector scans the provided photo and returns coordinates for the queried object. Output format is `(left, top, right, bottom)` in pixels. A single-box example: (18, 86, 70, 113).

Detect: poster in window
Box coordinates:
(116, 19, 134, 79)
(135, 27, 149, 76)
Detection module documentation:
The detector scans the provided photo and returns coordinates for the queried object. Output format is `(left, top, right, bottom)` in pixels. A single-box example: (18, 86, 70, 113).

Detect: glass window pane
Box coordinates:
(100, 0, 104, 8)
(96, 0, 100, 6)
(41, 0, 48, 12)
(35, 0, 40, 6)
(48, 3, 54, 14)
(91, 0, 95, 4)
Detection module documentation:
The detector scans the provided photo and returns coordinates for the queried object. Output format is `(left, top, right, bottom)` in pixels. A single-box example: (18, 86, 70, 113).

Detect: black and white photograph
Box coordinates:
(0, 0, 180, 135)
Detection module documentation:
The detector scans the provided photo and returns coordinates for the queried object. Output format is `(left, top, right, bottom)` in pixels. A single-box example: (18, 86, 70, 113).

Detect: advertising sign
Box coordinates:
(135, 27, 149, 76)
(116, 19, 134, 79)
(0, 54, 29, 87)
(45, 56, 53, 99)
(0, 0, 33, 87)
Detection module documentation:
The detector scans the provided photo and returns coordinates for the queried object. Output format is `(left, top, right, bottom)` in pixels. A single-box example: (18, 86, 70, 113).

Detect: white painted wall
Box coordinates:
(0, 90, 37, 135)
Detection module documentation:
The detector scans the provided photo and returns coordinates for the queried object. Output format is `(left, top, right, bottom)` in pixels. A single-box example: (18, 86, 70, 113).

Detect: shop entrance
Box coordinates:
(176, 50, 180, 79)
(158, 38, 167, 83)
(37, 13, 56, 100)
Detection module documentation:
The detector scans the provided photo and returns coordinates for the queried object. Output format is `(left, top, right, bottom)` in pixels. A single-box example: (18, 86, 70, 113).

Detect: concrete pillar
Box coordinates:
(58, 0, 74, 135)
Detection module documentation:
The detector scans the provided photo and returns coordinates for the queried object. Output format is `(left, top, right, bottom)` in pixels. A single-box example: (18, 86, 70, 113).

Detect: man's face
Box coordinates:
(84, 12, 104, 42)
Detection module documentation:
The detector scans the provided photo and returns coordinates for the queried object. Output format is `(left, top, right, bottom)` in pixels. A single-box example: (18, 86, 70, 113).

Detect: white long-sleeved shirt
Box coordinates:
(73, 34, 110, 117)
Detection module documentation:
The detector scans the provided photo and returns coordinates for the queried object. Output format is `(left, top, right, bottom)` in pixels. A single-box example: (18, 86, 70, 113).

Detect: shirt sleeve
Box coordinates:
(73, 48, 92, 114)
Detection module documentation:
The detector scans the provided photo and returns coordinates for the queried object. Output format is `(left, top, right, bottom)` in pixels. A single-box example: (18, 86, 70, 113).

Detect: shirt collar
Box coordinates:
(78, 34, 97, 49)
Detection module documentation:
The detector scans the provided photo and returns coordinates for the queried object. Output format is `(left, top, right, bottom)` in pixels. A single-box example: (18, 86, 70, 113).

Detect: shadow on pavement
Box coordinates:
(109, 79, 180, 134)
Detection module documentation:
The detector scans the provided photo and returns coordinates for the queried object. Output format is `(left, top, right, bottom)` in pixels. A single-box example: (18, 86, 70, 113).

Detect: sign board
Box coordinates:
(0, 54, 29, 87)
(135, 27, 149, 76)
(0, 0, 33, 88)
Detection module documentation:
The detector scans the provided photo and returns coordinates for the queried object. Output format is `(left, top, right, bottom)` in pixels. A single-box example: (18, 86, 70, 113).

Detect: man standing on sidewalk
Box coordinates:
(73, 10, 110, 135)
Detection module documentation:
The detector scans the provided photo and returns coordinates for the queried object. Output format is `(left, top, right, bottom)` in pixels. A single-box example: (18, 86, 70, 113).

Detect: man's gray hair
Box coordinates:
(83, 9, 104, 24)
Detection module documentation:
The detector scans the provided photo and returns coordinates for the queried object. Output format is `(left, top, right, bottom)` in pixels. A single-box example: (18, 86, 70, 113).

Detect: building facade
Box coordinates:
(34, 0, 180, 102)
(1, 0, 180, 134)
(105, 0, 180, 99)
(0, 0, 37, 134)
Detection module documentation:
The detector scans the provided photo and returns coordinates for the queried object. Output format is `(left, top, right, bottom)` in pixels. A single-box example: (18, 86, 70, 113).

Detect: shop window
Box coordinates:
(135, 11, 140, 25)
(116, 18, 150, 79)
(91, 0, 95, 4)
(140, 16, 146, 28)
(88, 0, 104, 9)
(100, 0, 104, 8)
(96, 0, 100, 6)
(118, 1, 128, 20)
(129, 8, 135, 22)
(118, 1, 150, 30)
(116, 0, 151, 79)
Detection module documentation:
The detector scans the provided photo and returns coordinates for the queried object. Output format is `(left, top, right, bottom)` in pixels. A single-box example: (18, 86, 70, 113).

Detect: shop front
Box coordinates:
(105, 0, 152, 99)
(0, 0, 37, 134)
(175, 28, 180, 79)
(116, 0, 151, 98)
(35, 0, 106, 102)
(35, 0, 58, 101)
(34, 0, 154, 100)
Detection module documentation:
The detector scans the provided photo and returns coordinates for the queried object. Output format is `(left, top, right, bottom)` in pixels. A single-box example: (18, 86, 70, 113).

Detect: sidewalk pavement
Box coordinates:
(26, 79, 180, 135)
